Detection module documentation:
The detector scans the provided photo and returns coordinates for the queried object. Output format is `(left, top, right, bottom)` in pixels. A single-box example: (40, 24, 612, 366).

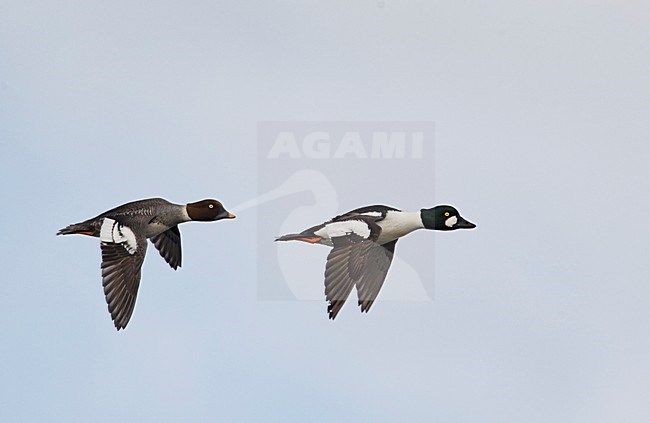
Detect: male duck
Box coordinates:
(276, 205, 475, 319)
(58, 198, 235, 330)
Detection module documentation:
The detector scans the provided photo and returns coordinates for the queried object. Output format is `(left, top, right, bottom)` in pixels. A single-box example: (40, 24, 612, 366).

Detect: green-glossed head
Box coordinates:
(420, 205, 476, 231)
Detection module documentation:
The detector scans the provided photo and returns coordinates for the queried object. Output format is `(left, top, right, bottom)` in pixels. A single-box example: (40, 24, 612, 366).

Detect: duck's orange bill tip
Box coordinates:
(228, 213, 236, 219)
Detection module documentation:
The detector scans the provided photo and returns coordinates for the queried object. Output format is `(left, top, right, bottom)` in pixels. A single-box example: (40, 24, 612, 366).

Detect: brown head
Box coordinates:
(186, 199, 236, 222)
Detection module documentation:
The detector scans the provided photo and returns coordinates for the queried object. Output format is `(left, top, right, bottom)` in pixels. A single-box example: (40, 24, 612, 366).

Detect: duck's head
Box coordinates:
(187, 199, 236, 221)
(421, 205, 476, 231)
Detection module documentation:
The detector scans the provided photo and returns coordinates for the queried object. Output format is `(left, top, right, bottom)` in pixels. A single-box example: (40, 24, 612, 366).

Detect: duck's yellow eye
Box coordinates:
(444, 212, 450, 217)
(209, 204, 214, 209)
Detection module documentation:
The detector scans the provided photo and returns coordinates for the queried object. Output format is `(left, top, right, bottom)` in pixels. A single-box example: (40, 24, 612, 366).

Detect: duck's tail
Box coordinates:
(275, 233, 323, 244)
(57, 221, 97, 236)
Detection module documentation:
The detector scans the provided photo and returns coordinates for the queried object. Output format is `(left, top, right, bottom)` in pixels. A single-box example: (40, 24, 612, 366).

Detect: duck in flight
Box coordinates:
(57, 198, 235, 330)
(276, 205, 475, 319)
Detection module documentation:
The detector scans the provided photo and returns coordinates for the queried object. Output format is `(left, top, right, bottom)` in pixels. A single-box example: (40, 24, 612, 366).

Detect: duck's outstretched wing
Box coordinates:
(150, 225, 182, 270)
(323, 216, 396, 319)
(99, 218, 147, 331)
(355, 239, 397, 313)
(325, 233, 375, 319)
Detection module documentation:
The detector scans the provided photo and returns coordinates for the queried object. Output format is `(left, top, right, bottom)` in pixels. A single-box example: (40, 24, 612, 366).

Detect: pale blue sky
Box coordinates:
(1, 1, 649, 422)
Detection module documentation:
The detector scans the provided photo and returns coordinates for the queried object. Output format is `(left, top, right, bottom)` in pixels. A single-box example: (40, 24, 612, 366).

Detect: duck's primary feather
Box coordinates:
(150, 225, 182, 270)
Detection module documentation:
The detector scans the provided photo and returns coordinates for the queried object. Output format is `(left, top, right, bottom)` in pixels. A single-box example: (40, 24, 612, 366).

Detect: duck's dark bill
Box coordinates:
(456, 216, 476, 229)
(217, 211, 237, 220)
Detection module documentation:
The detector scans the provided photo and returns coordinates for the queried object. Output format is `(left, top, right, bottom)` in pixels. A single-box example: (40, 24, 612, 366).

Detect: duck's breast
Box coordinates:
(376, 211, 423, 244)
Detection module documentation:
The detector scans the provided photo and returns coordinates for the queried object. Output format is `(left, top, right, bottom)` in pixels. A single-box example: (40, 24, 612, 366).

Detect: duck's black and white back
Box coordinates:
(276, 204, 475, 319)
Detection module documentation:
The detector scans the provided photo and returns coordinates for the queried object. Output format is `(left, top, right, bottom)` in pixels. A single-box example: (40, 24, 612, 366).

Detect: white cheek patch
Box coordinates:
(100, 218, 138, 254)
(326, 220, 371, 239)
(445, 216, 458, 228)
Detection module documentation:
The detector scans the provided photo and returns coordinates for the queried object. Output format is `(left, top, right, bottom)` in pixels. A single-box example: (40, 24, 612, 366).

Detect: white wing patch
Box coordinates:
(325, 220, 371, 239)
(359, 211, 383, 218)
(445, 215, 458, 228)
(100, 218, 138, 254)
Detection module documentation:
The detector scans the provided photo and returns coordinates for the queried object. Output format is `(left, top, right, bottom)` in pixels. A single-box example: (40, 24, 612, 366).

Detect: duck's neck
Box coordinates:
(178, 204, 193, 223)
(400, 211, 426, 233)
(377, 210, 425, 243)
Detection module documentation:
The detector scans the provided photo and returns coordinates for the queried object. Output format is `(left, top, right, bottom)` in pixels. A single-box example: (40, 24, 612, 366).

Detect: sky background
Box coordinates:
(1, 1, 649, 422)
